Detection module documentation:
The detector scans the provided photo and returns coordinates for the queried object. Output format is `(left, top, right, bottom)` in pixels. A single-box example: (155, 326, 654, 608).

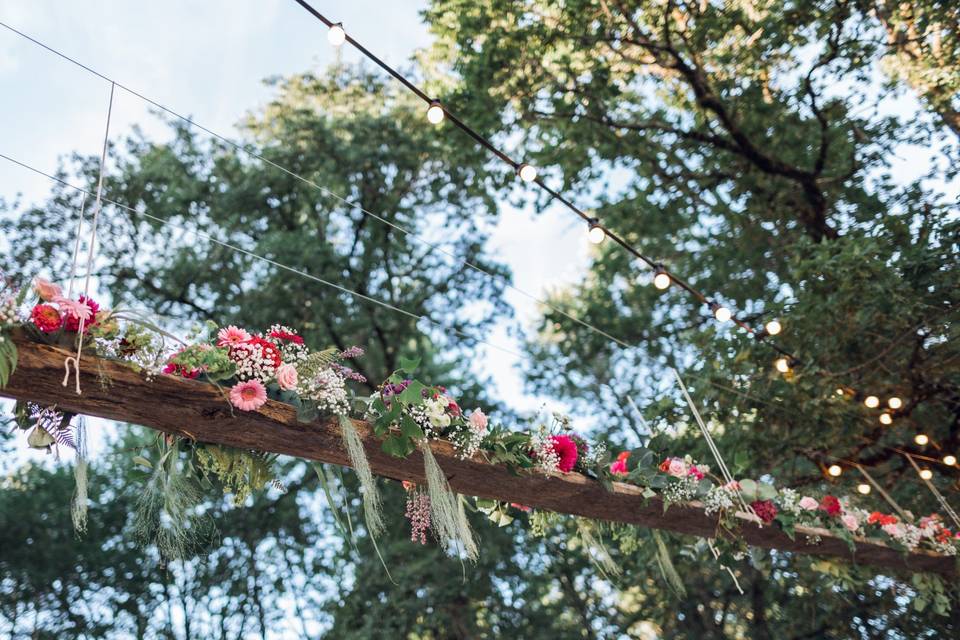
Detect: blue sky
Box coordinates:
(0, 0, 597, 430)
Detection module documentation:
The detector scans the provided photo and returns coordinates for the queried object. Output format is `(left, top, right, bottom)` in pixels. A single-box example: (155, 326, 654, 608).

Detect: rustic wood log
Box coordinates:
(1, 335, 954, 577)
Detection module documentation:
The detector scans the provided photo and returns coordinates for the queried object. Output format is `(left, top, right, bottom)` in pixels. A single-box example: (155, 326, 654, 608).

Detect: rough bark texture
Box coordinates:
(2, 335, 955, 577)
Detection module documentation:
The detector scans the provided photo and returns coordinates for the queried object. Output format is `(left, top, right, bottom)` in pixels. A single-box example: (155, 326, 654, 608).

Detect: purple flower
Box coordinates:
(340, 346, 364, 359)
(333, 363, 367, 383)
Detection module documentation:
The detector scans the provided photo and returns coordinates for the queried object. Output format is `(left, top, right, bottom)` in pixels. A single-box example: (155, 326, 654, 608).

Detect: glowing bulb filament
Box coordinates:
(587, 219, 605, 244)
(864, 395, 879, 409)
(328, 23, 346, 46)
(828, 464, 842, 477)
(857, 483, 871, 495)
(765, 319, 782, 336)
(914, 434, 929, 446)
(652, 266, 670, 290)
(517, 163, 537, 182)
(426, 101, 444, 124)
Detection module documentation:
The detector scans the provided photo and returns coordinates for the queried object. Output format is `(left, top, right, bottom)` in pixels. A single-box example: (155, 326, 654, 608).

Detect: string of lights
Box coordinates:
(289, 2, 944, 439)
(0, 17, 949, 477)
(290, 0, 794, 354)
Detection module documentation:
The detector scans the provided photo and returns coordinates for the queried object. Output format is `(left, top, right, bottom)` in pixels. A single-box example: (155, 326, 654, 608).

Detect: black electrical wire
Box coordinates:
(289, 0, 799, 362)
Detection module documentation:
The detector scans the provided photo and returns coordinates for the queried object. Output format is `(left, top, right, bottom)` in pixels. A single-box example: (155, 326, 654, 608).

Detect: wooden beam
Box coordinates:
(2, 335, 954, 577)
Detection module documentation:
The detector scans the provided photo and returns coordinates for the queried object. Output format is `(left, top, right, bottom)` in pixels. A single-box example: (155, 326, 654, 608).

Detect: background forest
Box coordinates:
(1, 1, 959, 638)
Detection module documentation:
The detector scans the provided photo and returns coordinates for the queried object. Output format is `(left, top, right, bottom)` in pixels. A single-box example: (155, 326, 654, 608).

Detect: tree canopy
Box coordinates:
(1, 1, 959, 637)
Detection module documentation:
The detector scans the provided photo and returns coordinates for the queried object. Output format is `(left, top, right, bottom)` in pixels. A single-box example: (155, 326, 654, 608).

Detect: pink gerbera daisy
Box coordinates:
(217, 325, 252, 347)
(229, 380, 268, 411)
(58, 295, 99, 333)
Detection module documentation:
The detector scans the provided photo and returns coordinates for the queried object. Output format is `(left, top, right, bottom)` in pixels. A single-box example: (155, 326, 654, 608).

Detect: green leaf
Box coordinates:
(398, 380, 427, 405)
(398, 356, 420, 373)
(400, 416, 425, 441)
(132, 456, 153, 469)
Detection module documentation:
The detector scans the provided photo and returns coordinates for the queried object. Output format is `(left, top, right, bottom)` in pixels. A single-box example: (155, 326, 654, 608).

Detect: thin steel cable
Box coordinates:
(62, 82, 114, 395)
(0, 151, 533, 363)
(903, 452, 960, 529)
(854, 463, 910, 522)
(0, 18, 789, 359)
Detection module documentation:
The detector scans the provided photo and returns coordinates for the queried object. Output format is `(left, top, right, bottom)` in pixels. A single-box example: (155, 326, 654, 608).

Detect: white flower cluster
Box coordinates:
(267, 325, 309, 364)
(704, 484, 738, 516)
(663, 475, 699, 505)
(581, 440, 607, 467)
(777, 488, 801, 514)
(0, 295, 17, 325)
(450, 426, 483, 459)
(299, 368, 350, 416)
(405, 404, 436, 438)
(229, 341, 278, 383)
(530, 425, 559, 474)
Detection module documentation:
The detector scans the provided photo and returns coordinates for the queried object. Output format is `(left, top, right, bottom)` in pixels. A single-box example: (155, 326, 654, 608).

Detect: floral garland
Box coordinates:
(1, 275, 959, 578)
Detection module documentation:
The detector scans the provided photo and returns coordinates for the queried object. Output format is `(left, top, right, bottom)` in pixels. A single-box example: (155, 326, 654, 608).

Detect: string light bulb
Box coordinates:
(879, 413, 892, 425)
(587, 219, 605, 244)
(828, 464, 842, 477)
(943, 455, 957, 466)
(774, 357, 791, 374)
(914, 434, 929, 446)
(919, 468, 933, 480)
(887, 397, 902, 410)
(711, 303, 732, 323)
(517, 163, 537, 183)
(835, 387, 845, 396)
(864, 395, 879, 409)
(652, 266, 671, 290)
(327, 23, 346, 46)
(426, 101, 444, 124)
(857, 483, 871, 495)
(764, 319, 782, 336)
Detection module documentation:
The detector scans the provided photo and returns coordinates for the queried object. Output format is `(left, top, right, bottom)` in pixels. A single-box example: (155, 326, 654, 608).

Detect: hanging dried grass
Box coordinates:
(339, 415, 384, 537)
(70, 417, 89, 534)
(421, 440, 477, 560)
(575, 518, 621, 577)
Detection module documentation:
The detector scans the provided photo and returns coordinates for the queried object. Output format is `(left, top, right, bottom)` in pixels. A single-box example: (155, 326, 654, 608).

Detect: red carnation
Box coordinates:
(31, 304, 62, 333)
(162, 362, 201, 379)
(819, 495, 842, 517)
(62, 295, 99, 333)
(550, 435, 579, 473)
(867, 511, 897, 526)
(510, 503, 532, 512)
(268, 328, 304, 344)
(232, 336, 282, 369)
(751, 499, 778, 524)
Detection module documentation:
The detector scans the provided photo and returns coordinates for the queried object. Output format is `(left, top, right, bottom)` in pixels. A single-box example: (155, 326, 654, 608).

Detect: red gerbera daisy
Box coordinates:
(31, 303, 63, 333)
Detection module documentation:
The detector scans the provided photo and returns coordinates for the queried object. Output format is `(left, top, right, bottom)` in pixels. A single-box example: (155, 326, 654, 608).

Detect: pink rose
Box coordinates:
(33, 277, 62, 302)
(798, 496, 818, 511)
(882, 523, 903, 538)
(275, 363, 298, 391)
(469, 408, 488, 433)
(667, 459, 686, 478)
(841, 514, 859, 532)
